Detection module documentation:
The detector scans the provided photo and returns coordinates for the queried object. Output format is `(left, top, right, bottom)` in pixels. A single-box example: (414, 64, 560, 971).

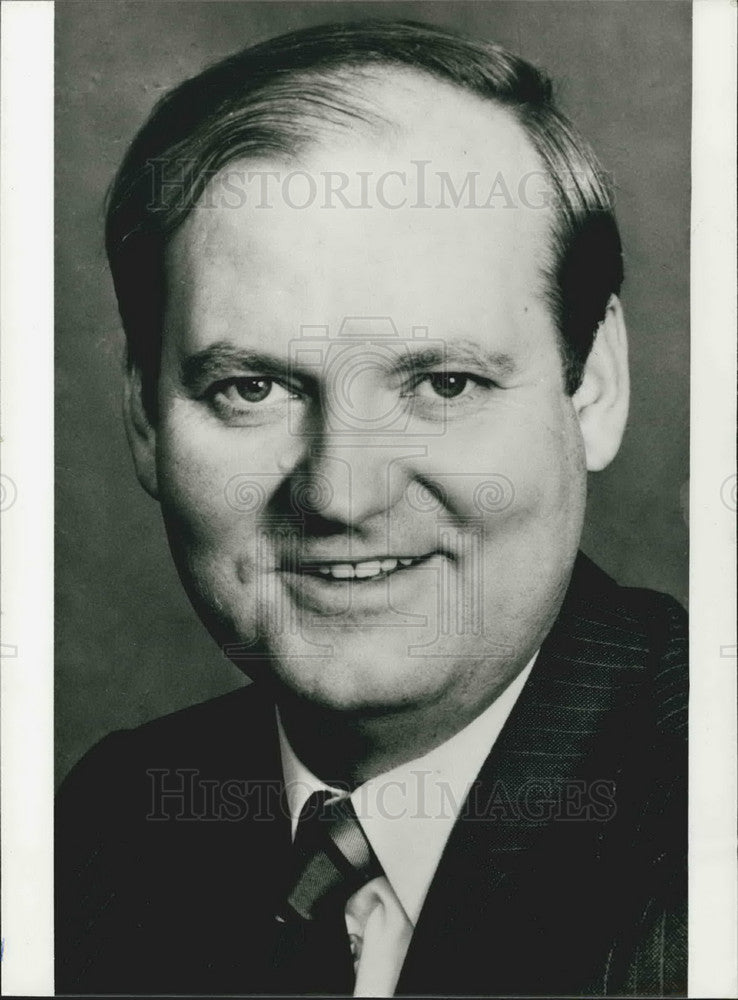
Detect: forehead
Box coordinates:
(165, 70, 556, 356)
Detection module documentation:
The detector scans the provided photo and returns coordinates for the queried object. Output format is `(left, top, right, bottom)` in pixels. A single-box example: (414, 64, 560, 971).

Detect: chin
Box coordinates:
(264, 641, 441, 715)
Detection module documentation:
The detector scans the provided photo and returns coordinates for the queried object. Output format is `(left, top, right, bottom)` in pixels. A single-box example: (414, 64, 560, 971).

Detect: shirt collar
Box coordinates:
(277, 653, 537, 926)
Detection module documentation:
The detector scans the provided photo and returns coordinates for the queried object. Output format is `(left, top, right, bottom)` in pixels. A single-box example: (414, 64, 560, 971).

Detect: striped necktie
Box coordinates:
(272, 790, 383, 994)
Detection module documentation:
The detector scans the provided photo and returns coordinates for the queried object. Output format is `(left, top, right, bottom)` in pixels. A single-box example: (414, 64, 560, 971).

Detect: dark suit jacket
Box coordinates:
(55, 554, 687, 996)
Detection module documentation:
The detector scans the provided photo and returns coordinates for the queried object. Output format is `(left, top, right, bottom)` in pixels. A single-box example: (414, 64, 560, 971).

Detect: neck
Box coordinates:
(275, 679, 516, 789)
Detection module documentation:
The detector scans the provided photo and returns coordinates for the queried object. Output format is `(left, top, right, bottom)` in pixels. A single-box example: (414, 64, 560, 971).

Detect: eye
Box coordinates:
(204, 376, 302, 424)
(404, 370, 497, 421)
(215, 376, 295, 407)
(227, 377, 283, 404)
(423, 373, 470, 399)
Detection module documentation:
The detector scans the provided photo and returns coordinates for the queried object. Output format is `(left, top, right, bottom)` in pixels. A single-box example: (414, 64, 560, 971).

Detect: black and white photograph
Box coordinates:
(0, 1, 735, 997)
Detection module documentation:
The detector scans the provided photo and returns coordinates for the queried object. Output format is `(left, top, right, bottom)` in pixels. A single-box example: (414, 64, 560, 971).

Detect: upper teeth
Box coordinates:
(313, 557, 416, 580)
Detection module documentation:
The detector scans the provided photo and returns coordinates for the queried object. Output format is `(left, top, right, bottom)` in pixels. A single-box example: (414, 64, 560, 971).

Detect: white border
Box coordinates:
(0, 1, 736, 997)
(689, 0, 738, 996)
(0, 1, 55, 994)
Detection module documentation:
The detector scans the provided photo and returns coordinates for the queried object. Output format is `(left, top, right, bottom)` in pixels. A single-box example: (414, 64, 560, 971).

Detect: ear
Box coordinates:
(122, 365, 159, 499)
(572, 295, 630, 472)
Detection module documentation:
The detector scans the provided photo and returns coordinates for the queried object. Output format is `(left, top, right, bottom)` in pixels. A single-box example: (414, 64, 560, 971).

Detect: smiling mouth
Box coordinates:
(283, 553, 435, 582)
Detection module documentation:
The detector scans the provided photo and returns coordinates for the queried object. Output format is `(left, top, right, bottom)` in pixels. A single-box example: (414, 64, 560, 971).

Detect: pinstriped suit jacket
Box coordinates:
(56, 553, 687, 996)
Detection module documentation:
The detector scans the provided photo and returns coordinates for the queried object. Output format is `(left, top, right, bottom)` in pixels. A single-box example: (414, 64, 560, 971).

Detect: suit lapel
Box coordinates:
(396, 554, 653, 996)
(203, 688, 296, 988)
(135, 684, 295, 992)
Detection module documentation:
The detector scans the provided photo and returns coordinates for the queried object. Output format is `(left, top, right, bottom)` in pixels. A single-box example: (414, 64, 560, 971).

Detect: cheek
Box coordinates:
(155, 412, 264, 561)
(158, 448, 232, 545)
(493, 404, 587, 569)
(433, 396, 586, 528)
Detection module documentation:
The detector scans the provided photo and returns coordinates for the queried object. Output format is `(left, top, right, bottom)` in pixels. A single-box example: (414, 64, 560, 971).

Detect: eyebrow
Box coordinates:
(392, 340, 519, 380)
(180, 338, 519, 392)
(180, 344, 295, 393)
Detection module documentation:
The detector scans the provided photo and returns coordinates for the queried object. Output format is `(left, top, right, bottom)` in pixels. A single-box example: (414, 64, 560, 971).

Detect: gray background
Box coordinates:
(55, 0, 691, 786)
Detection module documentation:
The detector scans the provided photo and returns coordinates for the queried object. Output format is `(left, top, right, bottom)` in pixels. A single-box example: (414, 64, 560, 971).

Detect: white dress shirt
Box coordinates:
(277, 654, 536, 997)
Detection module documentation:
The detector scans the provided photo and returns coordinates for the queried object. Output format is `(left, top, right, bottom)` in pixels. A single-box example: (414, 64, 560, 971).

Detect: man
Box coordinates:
(56, 20, 687, 997)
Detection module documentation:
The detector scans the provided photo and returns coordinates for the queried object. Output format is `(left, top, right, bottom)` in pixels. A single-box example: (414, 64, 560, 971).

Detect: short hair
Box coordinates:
(105, 19, 624, 421)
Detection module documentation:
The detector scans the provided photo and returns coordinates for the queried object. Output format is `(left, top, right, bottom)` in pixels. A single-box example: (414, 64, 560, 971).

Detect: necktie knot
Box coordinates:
(280, 790, 382, 922)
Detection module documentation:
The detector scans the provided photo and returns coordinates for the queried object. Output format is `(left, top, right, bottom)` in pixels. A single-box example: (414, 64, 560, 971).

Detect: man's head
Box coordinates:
(109, 21, 629, 729)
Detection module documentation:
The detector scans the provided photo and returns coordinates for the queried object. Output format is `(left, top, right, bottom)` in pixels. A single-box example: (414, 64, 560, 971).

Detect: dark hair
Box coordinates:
(105, 19, 623, 420)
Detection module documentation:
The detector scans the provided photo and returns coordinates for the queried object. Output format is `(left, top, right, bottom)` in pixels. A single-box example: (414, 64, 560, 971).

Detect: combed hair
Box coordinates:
(105, 19, 624, 420)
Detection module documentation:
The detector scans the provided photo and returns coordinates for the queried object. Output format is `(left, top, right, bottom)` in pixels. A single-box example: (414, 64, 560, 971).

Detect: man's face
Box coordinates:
(152, 74, 588, 722)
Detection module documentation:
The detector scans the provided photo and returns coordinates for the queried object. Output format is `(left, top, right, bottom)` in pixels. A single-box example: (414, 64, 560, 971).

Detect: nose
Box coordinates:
(284, 354, 426, 527)
(298, 437, 402, 526)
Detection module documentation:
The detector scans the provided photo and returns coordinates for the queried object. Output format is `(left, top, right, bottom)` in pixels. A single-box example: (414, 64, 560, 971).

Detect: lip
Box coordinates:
(277, 552, 448, 617)
(288, 553, 432, 579)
